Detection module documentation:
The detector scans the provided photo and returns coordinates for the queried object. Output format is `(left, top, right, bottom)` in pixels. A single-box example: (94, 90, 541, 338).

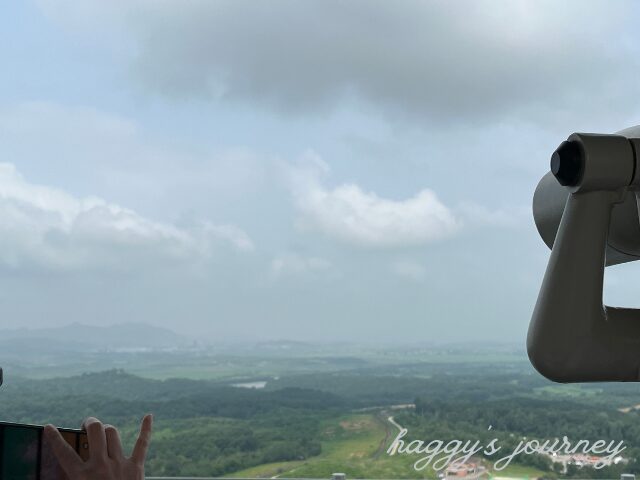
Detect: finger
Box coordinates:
(81, 417, 107, 459)
(104, 424, 124, 460)
(44, 425, 82, 474)
(130, 414, 153, 465)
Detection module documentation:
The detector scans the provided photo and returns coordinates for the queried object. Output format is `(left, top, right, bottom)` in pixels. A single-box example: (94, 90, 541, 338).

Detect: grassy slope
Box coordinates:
(230, 413, 546, 480)
(230, 413, 424, 479)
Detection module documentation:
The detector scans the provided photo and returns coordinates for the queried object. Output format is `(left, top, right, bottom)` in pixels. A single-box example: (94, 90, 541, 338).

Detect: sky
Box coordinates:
(1, 0, 640, 343)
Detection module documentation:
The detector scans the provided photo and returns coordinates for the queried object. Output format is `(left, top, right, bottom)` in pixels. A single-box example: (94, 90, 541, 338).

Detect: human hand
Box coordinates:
(44, 414, 153, 480)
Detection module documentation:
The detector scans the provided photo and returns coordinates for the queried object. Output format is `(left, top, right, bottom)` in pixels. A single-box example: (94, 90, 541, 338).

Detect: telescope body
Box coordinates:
(529, 126, 640, 382)
(534, 126, 640, 267)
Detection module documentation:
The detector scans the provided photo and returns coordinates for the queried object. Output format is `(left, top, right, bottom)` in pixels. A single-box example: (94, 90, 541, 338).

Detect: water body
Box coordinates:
(232, 381, 267, 389)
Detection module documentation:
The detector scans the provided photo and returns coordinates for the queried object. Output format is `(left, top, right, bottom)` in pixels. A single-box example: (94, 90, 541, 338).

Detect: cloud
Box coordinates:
(270, 253, 331, 278)
(390, 259, 426, 281)
(0, 163, 253, 270)
(287, 153, 459, 247)
(36, 0, 640, 125)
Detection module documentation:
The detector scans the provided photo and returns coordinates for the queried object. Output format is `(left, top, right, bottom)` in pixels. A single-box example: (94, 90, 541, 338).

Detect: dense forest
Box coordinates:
(1, 360, 640, 478)
(0, 370, 342, 476)
(403, 397, 640, 478)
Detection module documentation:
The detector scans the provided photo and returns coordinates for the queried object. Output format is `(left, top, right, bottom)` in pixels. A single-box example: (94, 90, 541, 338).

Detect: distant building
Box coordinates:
(445, 462, 477, 478)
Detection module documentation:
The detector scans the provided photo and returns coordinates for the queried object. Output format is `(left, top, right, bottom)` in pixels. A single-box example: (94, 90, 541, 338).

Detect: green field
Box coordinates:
(231, 413, 547, 480)
(231, 413, 434, 479)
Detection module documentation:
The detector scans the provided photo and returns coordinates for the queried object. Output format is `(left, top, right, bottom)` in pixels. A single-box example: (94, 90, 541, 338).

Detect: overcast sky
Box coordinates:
(1, 0, 640, 343)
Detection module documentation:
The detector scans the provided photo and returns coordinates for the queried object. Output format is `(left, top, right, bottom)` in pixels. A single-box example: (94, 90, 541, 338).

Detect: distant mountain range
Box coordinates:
(0, 322, 191, 351)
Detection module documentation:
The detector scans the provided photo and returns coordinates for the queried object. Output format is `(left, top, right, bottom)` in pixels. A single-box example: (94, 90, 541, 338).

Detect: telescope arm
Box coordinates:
(528, 188, 640, 382)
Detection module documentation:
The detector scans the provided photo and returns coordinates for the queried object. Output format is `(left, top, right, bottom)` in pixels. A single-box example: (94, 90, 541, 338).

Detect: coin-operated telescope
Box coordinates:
(529, 126, 640, 382)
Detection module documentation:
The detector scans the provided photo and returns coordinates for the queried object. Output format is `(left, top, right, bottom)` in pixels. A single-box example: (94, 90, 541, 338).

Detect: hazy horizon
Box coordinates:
(0, 320, 530, 348)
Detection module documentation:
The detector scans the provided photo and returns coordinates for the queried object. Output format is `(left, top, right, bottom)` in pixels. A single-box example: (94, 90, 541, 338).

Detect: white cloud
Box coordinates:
(270, 253, 331, 278)
(390, 259, 426, 281)
(0, 163, 252, 270)
(287, 153, 460, 247)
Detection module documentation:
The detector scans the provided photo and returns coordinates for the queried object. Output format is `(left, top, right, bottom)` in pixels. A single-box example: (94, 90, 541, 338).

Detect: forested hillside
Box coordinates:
(2, 366, 640, 478)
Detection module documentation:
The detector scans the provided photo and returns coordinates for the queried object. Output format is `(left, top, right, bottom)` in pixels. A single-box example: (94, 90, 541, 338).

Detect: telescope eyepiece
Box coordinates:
(551, 140, 583, 187)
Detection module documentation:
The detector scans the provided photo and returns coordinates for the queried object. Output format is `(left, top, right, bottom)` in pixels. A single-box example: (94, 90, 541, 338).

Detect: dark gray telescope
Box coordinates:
(529, 126, 640, 382)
